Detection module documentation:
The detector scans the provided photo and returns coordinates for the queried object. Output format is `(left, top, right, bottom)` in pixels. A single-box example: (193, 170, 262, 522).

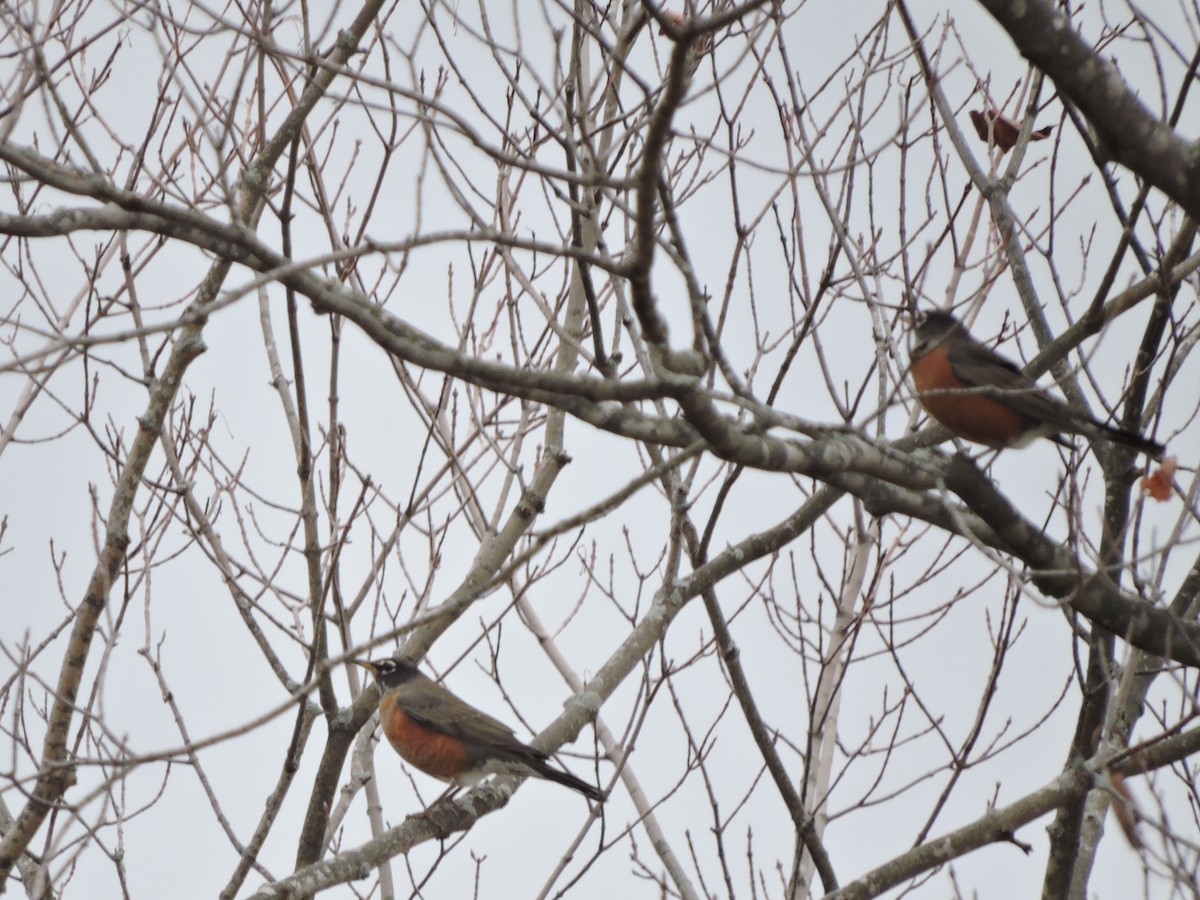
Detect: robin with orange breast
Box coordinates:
(909, 310, 1164, 458)
(352, 658, 605, 802)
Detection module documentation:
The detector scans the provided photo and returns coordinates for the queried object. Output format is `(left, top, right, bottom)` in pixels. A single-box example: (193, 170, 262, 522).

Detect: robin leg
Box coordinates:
(430, 783, 462, 807)
(962, 445, 1001, 466)
(404, 788, 463, 840)
(399, 782, 461, 818)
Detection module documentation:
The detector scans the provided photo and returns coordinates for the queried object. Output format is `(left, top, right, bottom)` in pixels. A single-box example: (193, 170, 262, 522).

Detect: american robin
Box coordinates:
(352, 658, 605, 802)
(909, 310, 1164, 458)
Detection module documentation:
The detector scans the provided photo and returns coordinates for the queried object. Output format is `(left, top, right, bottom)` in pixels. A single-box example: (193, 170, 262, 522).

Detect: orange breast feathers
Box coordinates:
(379, 694, 473, 779)
(912, 346, 1033, 448)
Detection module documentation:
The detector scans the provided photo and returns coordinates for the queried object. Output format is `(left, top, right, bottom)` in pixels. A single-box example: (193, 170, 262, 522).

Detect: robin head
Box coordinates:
(910, 310, 967, 359)
(352, 657, 421, 689)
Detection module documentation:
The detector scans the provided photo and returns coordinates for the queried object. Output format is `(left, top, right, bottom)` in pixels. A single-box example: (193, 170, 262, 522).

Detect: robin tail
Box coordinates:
(1091, 422, 1165, 460)
(528, 758, 606, 802)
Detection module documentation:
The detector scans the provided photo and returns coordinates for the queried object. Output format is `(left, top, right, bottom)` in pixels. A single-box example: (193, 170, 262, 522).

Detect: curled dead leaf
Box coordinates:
(1141, 456, 1177, 502)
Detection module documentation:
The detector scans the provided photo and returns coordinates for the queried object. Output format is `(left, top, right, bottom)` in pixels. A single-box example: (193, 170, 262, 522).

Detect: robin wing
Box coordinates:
(395, 676, 541, 758)
(945, 339, 1070, 424)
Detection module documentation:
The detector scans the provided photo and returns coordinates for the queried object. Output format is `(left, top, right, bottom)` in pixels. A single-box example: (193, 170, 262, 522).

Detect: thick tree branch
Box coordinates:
(944, 455, 1200, 665)
(976, 0, 1200, 219)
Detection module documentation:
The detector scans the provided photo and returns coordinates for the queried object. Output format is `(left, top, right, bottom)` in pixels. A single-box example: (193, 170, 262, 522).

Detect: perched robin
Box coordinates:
(968, 109, 1053, 154)
(352, 658, 605, 802)
(909, 310, 1164, 458)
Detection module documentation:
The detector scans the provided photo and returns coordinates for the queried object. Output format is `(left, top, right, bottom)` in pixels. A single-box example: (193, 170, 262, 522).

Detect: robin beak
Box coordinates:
(350, 659, 378, 676)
